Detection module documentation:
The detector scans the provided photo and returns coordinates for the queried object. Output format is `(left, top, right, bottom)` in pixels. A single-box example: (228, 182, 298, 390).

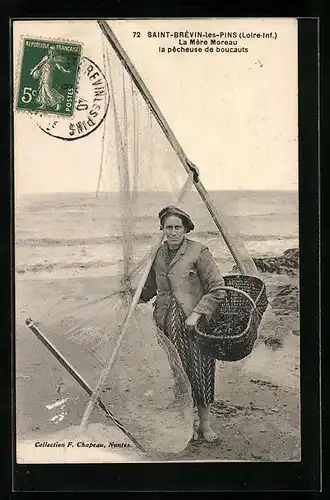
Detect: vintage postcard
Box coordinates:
(13, 19, 300, 464)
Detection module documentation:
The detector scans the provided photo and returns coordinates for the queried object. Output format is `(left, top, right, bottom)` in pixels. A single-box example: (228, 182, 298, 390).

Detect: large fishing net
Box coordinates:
(27, 25, 197, 456)
(23, 21, 263, 457)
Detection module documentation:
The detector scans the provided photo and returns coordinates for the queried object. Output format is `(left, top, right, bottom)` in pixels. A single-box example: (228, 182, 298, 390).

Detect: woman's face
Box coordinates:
(163, 215, 186, 247)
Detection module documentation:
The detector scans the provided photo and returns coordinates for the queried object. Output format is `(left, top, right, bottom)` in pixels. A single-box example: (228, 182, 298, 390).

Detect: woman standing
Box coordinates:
(140, 205, 226, 442)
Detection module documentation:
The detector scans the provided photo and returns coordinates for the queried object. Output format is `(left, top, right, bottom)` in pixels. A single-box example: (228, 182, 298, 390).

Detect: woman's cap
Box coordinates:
(158, 205, 195, 232)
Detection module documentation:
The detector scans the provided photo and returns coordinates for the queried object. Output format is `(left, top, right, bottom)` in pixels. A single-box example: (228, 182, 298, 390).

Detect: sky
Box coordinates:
(13, 19, 298, 195)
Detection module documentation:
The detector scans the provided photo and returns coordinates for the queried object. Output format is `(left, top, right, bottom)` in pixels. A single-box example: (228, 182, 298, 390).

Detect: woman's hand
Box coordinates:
(186, 159, 200, 183)
(185, 311, 201, 328)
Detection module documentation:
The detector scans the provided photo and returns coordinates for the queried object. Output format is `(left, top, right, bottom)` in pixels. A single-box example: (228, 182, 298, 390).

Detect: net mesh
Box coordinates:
(31, 32, 196, 455)
(25, 22, 262, 455)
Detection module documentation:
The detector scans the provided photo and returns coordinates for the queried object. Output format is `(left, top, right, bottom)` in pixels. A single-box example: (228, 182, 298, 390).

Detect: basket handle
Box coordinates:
(195, 285, 263, 342)
(216, 285, 258, 311)
(218, 285, 264, 322)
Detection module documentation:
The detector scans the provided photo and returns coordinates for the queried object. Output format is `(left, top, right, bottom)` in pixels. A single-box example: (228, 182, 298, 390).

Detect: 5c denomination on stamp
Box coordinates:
(31, 57, 109, 141)
(16, 38, 82, 117)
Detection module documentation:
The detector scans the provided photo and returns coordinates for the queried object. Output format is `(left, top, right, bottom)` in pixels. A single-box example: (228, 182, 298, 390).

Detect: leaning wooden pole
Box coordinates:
(97, 20, 259, 278)
(25, 318, 146, 453)
(80, 19, 262, 432)
(79, 175, 194, 431)
(79, 233, 165, 431)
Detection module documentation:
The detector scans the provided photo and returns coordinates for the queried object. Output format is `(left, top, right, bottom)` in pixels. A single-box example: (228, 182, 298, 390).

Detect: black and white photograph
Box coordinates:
(13, 18, 300, 464)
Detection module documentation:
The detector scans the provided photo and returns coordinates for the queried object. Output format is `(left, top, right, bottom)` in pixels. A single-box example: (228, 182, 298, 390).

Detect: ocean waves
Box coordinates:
(15, 237, 299, 277)
(15, 191, 299, 277)
(15, 232, 297, 247)
(16, 259, 121, 275)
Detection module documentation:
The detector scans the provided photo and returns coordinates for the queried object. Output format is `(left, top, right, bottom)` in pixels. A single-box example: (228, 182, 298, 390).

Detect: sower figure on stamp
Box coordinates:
(30, 46, 70, 111)
(140, 205, 226, 442)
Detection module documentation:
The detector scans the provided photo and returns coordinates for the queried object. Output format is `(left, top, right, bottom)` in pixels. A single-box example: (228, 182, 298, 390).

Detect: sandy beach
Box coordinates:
(15, 251, 300, 463)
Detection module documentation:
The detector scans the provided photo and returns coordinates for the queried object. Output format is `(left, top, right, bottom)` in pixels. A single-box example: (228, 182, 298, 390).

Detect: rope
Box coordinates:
(105, 46, 133, 282)
(131, 80, 140, 211)
(95, 36, 108, 198)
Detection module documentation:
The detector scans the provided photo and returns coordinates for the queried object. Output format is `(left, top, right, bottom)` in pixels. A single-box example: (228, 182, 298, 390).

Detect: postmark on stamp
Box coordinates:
(16, 38, 82, 117)
(31, 57, 110, 141)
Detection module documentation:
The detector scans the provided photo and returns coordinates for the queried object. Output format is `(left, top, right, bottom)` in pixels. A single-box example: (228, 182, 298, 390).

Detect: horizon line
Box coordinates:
(16, 188, 299, 195)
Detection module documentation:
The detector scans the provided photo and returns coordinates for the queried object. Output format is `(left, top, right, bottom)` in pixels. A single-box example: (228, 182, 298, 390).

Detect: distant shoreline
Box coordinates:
(15, 189, 299, 197)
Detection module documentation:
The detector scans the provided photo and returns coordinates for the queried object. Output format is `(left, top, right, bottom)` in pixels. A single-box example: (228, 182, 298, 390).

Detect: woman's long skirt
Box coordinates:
(164, 297, 215, 408)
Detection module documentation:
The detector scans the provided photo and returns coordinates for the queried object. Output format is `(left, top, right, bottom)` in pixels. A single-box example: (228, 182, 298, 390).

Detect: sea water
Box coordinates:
(15, 190, 299, 279)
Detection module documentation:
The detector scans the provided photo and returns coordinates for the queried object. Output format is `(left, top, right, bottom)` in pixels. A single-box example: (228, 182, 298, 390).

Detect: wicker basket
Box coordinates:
(195, 275, 268, 361)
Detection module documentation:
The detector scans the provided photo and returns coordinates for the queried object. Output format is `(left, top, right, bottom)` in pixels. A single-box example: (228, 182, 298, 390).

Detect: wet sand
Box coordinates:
(15, 269, 300, 463)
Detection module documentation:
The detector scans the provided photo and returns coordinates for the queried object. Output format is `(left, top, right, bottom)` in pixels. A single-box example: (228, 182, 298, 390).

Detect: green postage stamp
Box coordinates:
(16, 38, 82, 116)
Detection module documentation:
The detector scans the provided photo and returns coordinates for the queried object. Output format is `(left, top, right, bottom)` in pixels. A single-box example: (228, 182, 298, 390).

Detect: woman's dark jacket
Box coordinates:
(140, 238, 225, 330)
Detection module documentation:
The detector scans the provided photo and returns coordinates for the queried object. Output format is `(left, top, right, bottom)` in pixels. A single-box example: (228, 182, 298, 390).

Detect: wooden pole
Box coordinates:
(97, 20, 259, 277)
(79, 175, 194, 431)
(25, 318, 146, 453)
(79, 233, 165, 431)
(79, 19, 260, 430)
